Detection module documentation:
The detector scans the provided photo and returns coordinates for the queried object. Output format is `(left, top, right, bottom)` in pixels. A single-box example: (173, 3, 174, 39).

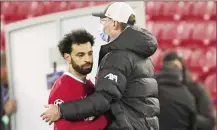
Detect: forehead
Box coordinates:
(71, 42, 92, 53)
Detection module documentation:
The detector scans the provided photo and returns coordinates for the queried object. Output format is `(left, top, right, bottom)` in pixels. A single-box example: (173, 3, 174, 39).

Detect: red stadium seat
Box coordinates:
(67, 2, 78, 10)
(69, 2, 87, 9)
(82, 1, 108, 7)
(145, 2, 165, 20)
(210, 2, 216, 20)
(192, 2, 216, 20)
(205, 22, 216, 47)
(187, 48, 216, 75)
(1, 30, 5, 51)
(145, 2, 154, 20)
(159, 22, 181, 48)
(28, 2, 47, 17)
(185, 22, 205, 48)
(162, 2, 185, 21)
(1, 2, 19, 24)
(190, 71, 202, 81)
(84, 1, 97, 7)
(204, 74, 216, 102)
(192, 22, 206, 47)
(16, 2, 32, 20)
(79, 2, 90, 8)
(174, 22, 195, 47)
(151, 48, 163, 69)
(182, 2, 195, 20)
(67, 2, 93, 10)
(153, 22, 195, 48)
(162, 2, 178, 20)
(199, 66, 216, 83)
(146, 21, 154, 33)
(187, 49, 205, 73)
(197, 47, 216, 82)
(146, 21, 163, 39)
(189, 22, 216, 48)
(203, 47, 216, 71)
(146, 2, 215, 21)
(188, 22, 204, 48)
(206, 2, 216, 20)
(174, 47, 192, 62)
(58, 2, 70, 11)
(43, 2, 68, 14)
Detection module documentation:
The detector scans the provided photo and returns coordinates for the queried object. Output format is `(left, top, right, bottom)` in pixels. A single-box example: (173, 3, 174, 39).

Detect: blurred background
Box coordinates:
(0, 1, 216, 130)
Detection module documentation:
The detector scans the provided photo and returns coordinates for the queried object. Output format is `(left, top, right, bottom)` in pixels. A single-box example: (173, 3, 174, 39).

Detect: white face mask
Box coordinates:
(98, 20, 114, 43)
(98, 23, 109, 42)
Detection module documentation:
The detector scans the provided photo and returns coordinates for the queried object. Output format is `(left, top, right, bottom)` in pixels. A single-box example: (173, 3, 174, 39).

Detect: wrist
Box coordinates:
(57, 104, 63, 119)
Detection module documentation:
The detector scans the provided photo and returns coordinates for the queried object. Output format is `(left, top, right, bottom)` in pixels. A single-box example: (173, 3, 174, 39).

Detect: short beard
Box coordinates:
(70, 57, 92, 75)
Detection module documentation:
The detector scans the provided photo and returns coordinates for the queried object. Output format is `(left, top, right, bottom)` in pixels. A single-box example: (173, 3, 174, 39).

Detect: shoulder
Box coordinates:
(102, 51, 132, 68)
(188, 81, 207, 95)
(48, 75, 75, 104)
(50, 75, 72, 92)
(100, 51, 133, 76)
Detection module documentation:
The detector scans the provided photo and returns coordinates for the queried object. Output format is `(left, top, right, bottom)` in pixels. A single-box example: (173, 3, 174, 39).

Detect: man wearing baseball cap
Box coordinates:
(41, 2, 159, 130)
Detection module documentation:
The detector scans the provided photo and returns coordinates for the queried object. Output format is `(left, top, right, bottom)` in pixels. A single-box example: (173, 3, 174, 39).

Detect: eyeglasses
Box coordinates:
(100, 17, 112, 23)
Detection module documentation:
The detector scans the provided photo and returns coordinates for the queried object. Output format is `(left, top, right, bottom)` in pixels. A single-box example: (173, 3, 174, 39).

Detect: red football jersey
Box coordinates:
(48, 72, 109, 130)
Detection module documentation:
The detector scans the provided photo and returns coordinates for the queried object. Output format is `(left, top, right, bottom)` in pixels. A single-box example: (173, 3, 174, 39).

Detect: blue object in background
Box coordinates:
(46, 71, 64, 89)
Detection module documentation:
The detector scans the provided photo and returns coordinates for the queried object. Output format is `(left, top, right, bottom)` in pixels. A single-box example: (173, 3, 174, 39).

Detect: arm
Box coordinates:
(59, 52, 130, 121)
(194, 83, 215, 129)
(188, 110, 197, 130)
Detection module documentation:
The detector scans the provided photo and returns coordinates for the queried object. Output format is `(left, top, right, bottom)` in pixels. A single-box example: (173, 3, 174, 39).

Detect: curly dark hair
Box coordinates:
(58, 29, 95, 57)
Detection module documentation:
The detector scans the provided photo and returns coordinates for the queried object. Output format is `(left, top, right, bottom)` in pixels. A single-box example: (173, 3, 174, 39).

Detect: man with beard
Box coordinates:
(41, 2, 159, 130)
(46, 29, 109, 130)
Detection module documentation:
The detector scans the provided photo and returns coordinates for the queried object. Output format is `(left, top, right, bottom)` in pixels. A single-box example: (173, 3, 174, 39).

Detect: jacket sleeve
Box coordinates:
(188, 111, 197, 130)
(188, 93, 197, 130)
(194, 83, 215, 129)
(59, 52, 131, 121)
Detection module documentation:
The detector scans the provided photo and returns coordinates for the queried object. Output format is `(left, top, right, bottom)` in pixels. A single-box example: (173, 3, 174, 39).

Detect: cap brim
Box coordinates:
(92, 12, 106, 18)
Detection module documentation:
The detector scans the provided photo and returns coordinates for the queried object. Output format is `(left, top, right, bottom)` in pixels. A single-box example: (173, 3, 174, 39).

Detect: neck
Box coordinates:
(68, 66, 86, 81)
(109, 30, 122, 41)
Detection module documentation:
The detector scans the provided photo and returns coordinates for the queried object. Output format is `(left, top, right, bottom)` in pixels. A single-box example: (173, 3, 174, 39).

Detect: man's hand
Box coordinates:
(40, 104, 61, 125)
(4, 99, 16, 115)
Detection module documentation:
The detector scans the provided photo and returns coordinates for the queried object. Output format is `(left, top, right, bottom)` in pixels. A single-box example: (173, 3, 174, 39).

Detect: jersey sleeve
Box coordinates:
(48, 78, 74, 130)
(48, 77, 71, 105)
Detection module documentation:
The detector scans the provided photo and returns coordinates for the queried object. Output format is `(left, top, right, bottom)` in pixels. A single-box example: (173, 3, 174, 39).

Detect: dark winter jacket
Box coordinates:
(187, 81, 215, 130)
(156, 64, 196, 130)
(59, 25, 159, 130)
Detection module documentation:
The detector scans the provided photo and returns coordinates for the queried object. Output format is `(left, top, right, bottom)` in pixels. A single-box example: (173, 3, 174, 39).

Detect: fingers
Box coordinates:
(49, 121, 54, 125)
(40, 104, 57, 125)
(40, 112, 45, 117)
(42, 116, 53, 125)
(41, 111, 50, 120)
(41, 114, 49, 120)
(40, 104, 50, 117)
(44, 104, 49, 108)
(42, 115, 50, 124)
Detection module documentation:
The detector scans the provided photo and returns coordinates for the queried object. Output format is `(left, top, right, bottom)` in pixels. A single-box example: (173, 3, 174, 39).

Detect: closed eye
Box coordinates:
(88, 51, 93, 56)
(76, 52, 85, 57)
